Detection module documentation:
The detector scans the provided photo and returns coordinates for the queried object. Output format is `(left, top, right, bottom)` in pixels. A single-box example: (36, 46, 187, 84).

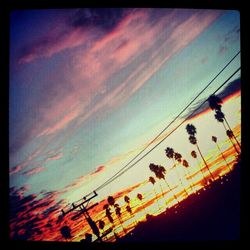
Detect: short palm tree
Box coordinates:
(165, 147, 188, 195)
(149, 163, 180, 205)
(104, 204, 114, 225)
(98, 220, 106, 239)
(124, 195, 138, 226)
(226, 129, 240, 155)
(186, 124, 215, 183)
(114, 203, 126, 234)
(182, 159, 195, 193)
(125, 204, 138, 226)
(212, 136, 231, 172)
(190, 150, 208, 189)
(148, 176, 161, 211)
(136, 193, 147, 215)
(174, 152, 189, 196)
(60, 225, 72, 242)
(149, 163, 165, 198)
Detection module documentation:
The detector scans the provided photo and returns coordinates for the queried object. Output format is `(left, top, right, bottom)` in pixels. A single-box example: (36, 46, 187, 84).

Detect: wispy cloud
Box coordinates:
(22, 166, 47, 176)
(11, 9, 223, 158)
(46, 152, 63, 161)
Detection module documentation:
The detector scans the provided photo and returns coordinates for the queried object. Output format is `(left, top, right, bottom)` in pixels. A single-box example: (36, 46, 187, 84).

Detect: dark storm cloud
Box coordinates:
(69, 8, 126, 30)
(182, 78, 241, 120)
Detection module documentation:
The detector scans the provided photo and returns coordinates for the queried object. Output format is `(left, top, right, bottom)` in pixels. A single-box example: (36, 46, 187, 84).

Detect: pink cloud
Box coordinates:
(18, 25, 91, 64)
(46, 152, 63, 161)
(37, 109, 80, 137)
(18, 9, 223, 153)
(10, 164, 26, 175)
(22, 166, 47, 176)
(91, 165, 105, 175)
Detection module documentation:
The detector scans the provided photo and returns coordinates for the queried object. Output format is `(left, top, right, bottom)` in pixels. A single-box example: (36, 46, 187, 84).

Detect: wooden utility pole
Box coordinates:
(61, 191, 110, 242)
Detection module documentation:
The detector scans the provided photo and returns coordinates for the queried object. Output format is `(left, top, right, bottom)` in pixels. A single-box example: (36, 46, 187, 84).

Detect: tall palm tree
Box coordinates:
(208, 94, 241, 150)
(212, 136, 231, 172)
(182, 159, 195, 193)
(148, 176, 161, 211)
(186, 124, 215, 182)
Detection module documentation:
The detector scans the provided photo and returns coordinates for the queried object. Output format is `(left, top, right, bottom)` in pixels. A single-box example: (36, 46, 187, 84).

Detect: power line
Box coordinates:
(96, 67, 241, 189)
(92, 52, 241, 193)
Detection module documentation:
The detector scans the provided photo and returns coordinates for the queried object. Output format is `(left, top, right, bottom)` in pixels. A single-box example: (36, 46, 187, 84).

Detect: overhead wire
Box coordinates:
(91, 52, 241, 193)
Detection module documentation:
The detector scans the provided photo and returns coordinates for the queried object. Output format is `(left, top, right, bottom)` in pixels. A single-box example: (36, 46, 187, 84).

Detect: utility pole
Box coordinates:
(61, 191, 111, 242)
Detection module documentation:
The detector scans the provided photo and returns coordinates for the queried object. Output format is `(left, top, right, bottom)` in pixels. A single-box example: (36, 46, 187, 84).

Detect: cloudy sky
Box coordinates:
(9, 8, 241, 240)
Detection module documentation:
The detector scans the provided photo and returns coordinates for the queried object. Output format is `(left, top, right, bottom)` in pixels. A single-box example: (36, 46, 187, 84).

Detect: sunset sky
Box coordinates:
(9, 8, 241, 241)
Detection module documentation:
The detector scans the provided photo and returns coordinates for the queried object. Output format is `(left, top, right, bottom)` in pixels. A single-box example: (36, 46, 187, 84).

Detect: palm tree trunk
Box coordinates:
(159, 182, 165, 198)
(223, 117, 241, 149)
(172, 159, 189, 196)
(163, 178, 180, 205)
(216, 142, 231, 172)
(152, 186, 161, 211)
(222, 121, 240, 155)
(196, 143, 215, 181)
(130, 210, 139, 227)
(117, 217, 126, 234)
(195, 158, 208, 184)
(184, 167, 196, 194)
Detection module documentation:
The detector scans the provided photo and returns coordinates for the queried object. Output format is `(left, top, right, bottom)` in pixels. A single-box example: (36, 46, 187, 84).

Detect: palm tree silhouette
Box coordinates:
(103, 204, 114, 226)
(124, 195, 130, 204)
(212, 136, 231, 172)
(148, 176, 161, 211)
(60, 225, 72, 242)
(149, 163, 165, 198)
(103, 204, 117, 240)
(208, 94, 241, 151)
(149, 163, 180, 205)
(190, 150, 207, 188)
(107, 196, 125, 233)
(213, 110, 240, 155)
(136, 193, 147, 215)
(182, 159, 195, 193)
(226, 129, 240, 155)
(174, 152, 189, 196)
(165, 147, 188, 195)
(124, 195, 138, 226)
(114, 203, 126, 234)
(186, 124, 215, 183)
(98, 220, 106, 240)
